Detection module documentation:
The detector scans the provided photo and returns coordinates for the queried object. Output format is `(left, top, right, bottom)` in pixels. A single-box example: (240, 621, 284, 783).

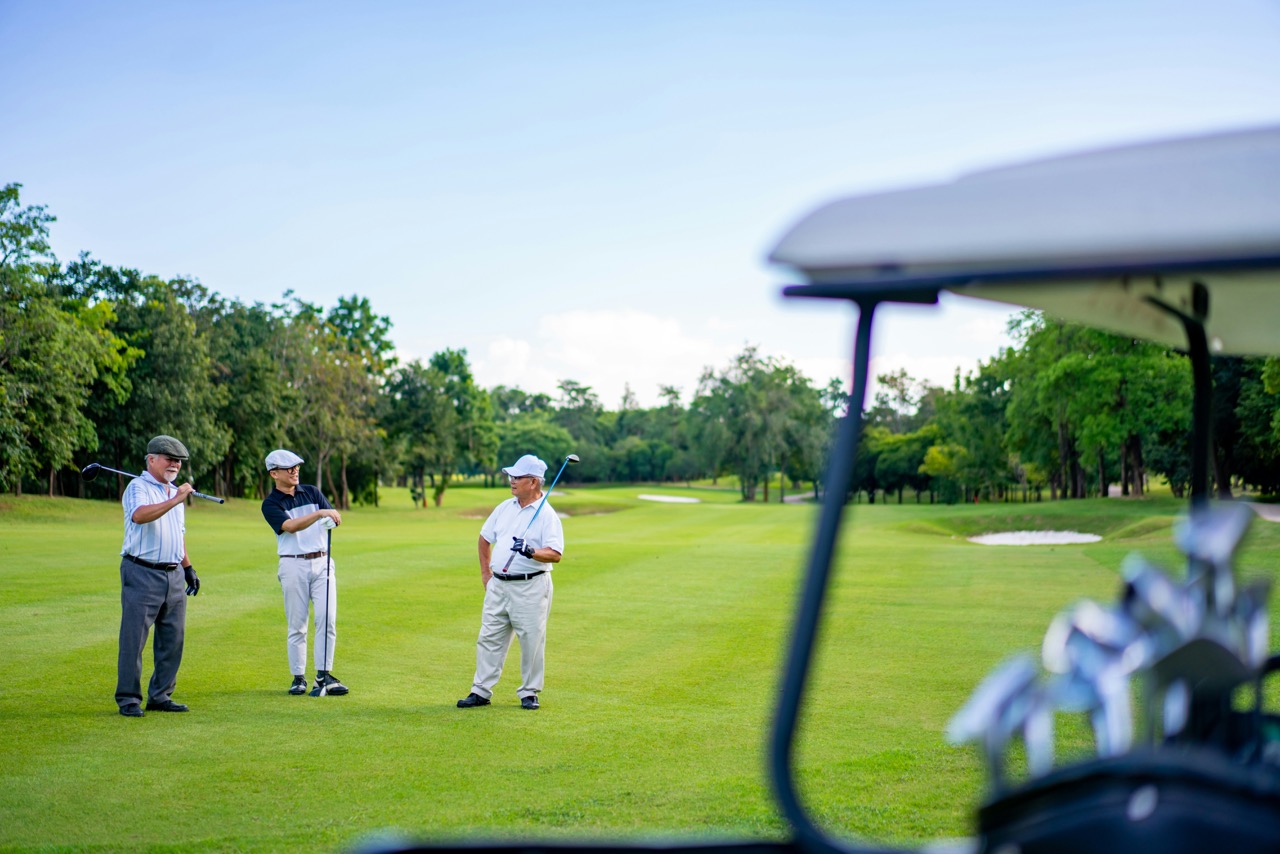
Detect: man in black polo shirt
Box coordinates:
(260, 449, 348, 697)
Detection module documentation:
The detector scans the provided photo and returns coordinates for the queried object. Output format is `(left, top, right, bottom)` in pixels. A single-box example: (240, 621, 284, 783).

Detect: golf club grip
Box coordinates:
(193, 490, 226, 504)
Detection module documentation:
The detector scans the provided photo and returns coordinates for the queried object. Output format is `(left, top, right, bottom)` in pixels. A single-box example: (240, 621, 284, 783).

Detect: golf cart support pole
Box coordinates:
(769, 299, 883, 853)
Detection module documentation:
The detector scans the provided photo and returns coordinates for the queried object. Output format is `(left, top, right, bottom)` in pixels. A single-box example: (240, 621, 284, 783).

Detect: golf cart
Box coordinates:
(388, 126, 1280, 852)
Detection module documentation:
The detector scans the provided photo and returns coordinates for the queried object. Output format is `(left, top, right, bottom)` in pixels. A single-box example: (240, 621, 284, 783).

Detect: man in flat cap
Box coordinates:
(116, 435, 201, 718)
(457, 453, 564, 711)
(260, 449, 348, 697)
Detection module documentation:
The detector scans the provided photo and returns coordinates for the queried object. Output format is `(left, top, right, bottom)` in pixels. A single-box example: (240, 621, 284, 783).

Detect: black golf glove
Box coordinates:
(512, 537, 536, 559)
(184, 565, 200, 596)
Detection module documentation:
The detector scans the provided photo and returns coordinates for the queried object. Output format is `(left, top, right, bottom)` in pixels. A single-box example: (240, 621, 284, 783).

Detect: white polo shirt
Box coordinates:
(120, 471, 186, 564)
(481, 496, 565, 574)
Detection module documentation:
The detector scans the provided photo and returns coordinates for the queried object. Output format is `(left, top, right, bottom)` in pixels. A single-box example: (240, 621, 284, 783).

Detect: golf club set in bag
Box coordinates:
(948, 501, 1280, 849)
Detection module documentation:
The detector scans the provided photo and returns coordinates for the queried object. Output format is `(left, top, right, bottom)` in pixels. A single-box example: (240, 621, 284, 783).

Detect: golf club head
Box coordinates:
(1176, 501, 1254, 570)
(79, 463, 102, 482)
(566, 454, 580, 464)
(947, 653, 1038, 747)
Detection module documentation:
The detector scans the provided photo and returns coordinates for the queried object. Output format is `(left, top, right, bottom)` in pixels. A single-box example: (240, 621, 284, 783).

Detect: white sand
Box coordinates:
(637, 494, 701, 504)
(969, 531, 1101, 545)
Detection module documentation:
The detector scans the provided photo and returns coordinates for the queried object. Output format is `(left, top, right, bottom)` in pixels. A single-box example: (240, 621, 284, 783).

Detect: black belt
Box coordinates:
(125, 554, 180, 571)
(280, 551, 328, 559)
(492, 570, 546, 582)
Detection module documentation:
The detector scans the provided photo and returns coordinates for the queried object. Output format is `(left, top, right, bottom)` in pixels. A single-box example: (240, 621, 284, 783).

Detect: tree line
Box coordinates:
(0, 184, 839, 507)
(859, 314, 1280, 503)
(3, 183, 1278, 507)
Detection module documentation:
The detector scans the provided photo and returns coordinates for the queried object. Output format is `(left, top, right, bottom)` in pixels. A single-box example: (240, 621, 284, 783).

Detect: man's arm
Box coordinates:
(281, 508, 341, 533)
(527, 547, 561, 564)
(478, 536, 493, 587)
(131, 483, 195, 524)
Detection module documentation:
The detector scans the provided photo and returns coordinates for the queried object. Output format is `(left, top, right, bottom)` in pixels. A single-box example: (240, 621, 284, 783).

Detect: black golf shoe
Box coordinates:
(521, 695, 540, 710)
(119, 704, 144, 717)
(289, 675, 308, 695)
(145, 699, 189, 712)
(309, 672, 348, 696)
(457, 692, 491, 708)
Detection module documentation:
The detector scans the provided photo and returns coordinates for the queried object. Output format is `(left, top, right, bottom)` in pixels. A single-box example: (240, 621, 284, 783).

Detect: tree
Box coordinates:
(386, 350, 495, 506)
(0, 188, 136, 495)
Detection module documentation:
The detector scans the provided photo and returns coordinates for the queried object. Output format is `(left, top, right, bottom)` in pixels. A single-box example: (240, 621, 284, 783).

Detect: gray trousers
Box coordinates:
(471, 572, 553, 700)
(116, 557, 186, 709)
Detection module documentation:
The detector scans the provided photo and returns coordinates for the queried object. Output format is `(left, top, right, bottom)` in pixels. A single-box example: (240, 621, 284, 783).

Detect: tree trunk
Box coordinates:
(1131, 435, 1145, 497)
(1212, 443, 1232, 499)
(1098, 449, 1107, 498)
(341, 454, 350, 510)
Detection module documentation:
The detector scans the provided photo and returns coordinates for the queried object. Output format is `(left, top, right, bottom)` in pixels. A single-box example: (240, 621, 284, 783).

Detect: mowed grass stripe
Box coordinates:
(2, 490, 1277, 850)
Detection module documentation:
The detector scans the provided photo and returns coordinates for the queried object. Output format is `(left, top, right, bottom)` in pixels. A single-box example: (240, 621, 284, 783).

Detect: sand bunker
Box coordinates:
(637, 494, 701, 504)
(969, 531, 1101, 545)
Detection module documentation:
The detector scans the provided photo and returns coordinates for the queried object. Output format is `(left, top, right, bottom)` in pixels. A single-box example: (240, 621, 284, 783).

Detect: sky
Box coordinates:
(3, 1, 1279, 408)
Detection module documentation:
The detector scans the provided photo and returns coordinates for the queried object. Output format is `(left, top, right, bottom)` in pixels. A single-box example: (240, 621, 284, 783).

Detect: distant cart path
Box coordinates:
(1247, 502, 1280, 523)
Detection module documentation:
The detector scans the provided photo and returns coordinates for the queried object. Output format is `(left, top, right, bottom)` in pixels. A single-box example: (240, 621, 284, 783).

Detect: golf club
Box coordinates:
(498, 453, 579, 574)
(314, 526, 333, 698)
(80, 462, 226, 504)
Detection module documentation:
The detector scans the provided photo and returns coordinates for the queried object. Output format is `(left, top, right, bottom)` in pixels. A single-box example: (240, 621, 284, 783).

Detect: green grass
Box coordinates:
(1, 488, 1277, 851)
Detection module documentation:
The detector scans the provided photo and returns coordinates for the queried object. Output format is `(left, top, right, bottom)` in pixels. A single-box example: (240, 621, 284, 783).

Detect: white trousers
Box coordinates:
(472, 572, 553, 700)
(278, 556, 337, 675)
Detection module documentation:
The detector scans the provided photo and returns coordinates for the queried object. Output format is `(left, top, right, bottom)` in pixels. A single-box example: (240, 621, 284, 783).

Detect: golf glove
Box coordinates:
(184, 565, 200, 596)
(512, 537, 535, 558)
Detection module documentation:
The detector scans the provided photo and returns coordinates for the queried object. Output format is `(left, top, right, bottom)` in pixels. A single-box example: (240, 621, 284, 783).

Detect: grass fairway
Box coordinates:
(1, 488, 1277, 851)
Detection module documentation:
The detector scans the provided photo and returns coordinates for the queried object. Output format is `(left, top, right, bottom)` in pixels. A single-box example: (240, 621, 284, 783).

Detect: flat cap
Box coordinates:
(265, 449, 305, 471)
(147, 435, 190, 460)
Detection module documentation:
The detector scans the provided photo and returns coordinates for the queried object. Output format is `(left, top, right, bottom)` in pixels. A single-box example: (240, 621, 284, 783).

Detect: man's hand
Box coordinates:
(512, 537, 535, 559)
(184, 565, 200, 596)
(321, 509, 342, 527)
(176, 482, 195, 500)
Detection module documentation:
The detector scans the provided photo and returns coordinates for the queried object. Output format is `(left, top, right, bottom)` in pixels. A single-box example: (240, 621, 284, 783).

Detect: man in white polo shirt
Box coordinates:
(457, 454, 564, 711)
(260, 449, 348, 697)
(116, 434, 200, 718)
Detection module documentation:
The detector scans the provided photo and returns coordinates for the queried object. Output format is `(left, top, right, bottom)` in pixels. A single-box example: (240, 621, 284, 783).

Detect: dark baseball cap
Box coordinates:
(147, 435, 190, 460)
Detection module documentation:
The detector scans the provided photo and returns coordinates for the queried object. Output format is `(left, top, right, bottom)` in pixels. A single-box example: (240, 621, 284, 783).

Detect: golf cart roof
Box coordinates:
(771, 125, 1280, 355)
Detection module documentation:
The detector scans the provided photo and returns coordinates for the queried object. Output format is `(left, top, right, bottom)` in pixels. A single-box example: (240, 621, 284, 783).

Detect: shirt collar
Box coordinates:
(140, 470, 173, 492)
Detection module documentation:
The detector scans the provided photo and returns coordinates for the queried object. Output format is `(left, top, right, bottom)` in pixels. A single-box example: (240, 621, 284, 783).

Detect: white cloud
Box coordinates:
(473, 308, 739, 408)
(460, 299, 1016, 412)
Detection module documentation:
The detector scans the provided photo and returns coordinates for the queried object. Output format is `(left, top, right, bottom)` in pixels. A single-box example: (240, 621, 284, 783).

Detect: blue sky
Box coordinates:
(4, 1, 1279, 407)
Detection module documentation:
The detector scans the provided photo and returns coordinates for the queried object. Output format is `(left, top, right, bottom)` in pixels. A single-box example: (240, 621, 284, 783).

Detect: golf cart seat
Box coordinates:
(976, 748, 1280, 854)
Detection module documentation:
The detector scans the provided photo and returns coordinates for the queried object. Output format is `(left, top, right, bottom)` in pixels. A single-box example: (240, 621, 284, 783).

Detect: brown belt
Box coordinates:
(280, 551, 327, 559)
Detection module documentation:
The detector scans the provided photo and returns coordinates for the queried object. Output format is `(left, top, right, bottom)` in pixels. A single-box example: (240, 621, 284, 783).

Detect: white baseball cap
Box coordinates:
(502, 454, 548, 479)
(265, 449, 305, 471)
